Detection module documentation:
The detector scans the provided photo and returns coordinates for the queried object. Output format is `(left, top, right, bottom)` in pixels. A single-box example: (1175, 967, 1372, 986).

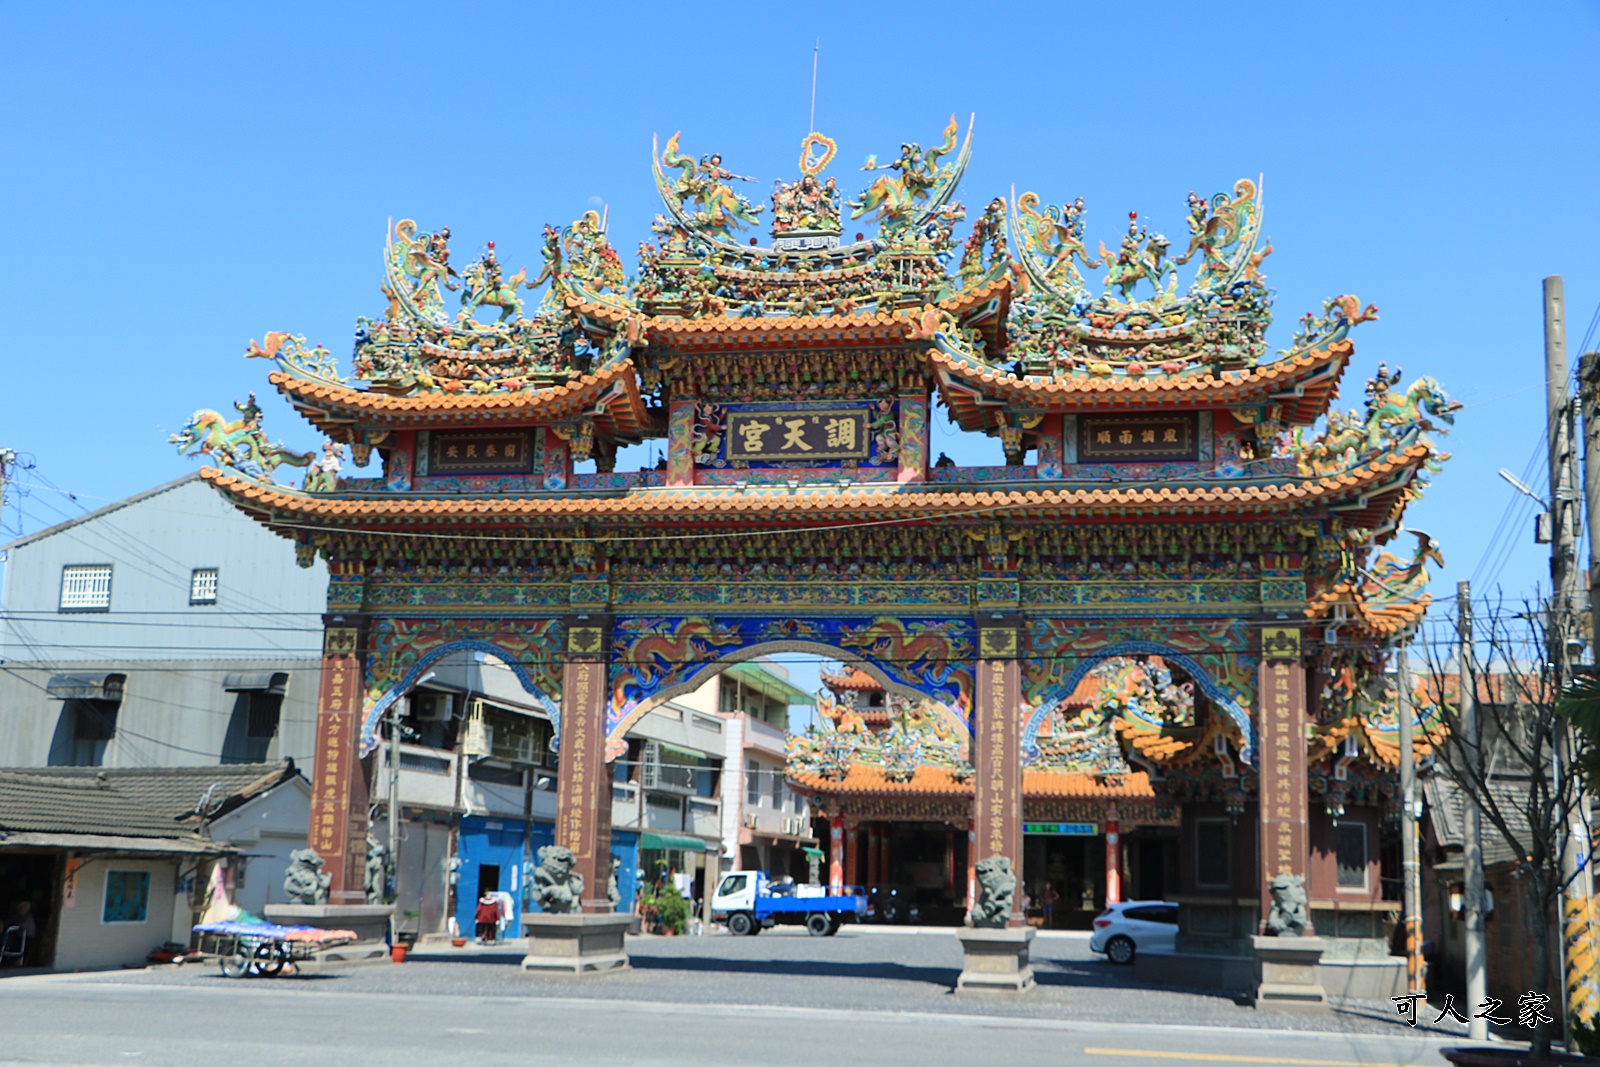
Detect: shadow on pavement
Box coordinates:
(628, 953, 956, 988)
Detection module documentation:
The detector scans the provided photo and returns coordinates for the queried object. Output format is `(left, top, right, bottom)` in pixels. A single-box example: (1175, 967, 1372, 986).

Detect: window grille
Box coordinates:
(190, 568, 219, 604)
(60, 565, 112, 610)
(746, 760, 761, 806)
(1195, 818, 1231, 888)
(1335, 823, 1368, 888)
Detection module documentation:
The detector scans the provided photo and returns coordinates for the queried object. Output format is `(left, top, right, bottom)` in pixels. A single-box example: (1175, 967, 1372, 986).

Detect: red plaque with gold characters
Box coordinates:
(1078, 413, 1199, 462)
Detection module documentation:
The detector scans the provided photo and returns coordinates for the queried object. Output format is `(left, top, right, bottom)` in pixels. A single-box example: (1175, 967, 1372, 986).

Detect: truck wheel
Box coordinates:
(825, 916, 842, 936)
(728, 912, 754, 937)
(806, 913, 832, 937)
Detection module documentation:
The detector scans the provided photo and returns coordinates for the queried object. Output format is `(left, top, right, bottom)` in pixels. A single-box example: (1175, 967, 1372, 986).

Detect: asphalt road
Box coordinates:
(0, 928, 1500, 1066)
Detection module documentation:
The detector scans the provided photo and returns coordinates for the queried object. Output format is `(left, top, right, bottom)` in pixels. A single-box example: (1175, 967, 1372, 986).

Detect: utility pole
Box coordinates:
(1543, 276, 1596, 1046)
(0, 448, 15, 533)
(1397, 639, 1423, 994)
(1458, 580, 1488, 1040)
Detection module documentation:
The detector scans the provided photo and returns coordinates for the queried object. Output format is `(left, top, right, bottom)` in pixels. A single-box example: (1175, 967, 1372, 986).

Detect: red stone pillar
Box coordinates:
(966, 818, 977, 913)
(881, 828, 893, 889)
(844, 818, 860, 888)
(555, 617, 615, 913)
(867, 825, 881, 887)
(309, 621, 370, 903)
(1104, 818, 1122, 906)
(974, 621, 1024, 925)
(829, 814, 844, 890)
(944, 827, 956, 902)
(1258, 626, 1312, 933)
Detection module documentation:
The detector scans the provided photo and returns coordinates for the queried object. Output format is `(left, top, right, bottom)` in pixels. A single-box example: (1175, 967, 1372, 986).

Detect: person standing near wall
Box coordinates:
(474, 892, 499, 944)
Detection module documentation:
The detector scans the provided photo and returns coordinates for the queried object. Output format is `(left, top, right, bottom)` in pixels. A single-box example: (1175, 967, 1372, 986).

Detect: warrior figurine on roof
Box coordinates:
(659, 134, 763, 239)
(849, 116, 961, 233)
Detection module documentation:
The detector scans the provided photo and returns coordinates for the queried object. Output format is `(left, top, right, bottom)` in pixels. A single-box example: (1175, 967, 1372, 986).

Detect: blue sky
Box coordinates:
(3, 1, 1598, 695)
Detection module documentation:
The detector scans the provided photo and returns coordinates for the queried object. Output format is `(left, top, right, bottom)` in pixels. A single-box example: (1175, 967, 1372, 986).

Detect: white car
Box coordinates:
(1088, 900, 1178, 964)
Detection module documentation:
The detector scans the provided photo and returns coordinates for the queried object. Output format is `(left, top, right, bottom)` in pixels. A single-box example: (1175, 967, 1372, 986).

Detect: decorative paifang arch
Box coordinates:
(608, 615, 976, 742)
(360, 617, 563, 756)
(1021, 641, 1256, 767)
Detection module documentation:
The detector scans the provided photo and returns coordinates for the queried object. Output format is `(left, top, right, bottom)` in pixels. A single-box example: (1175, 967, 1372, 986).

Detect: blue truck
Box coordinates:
(710, 870, 866, 936)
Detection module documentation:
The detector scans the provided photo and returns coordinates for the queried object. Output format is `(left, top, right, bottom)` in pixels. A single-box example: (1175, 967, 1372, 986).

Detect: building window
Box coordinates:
(62, 700, 119, 767)
(1195, 818, 1231, 888)
(770, 766, 784, 810)
(746, 760, 761, 806)
(190, 568, 219, 605)
(60, 564, 112, 611)
(1336, 822, 1368, 889)
(103, 870, 151, 923)
(244, 692, 282, 740)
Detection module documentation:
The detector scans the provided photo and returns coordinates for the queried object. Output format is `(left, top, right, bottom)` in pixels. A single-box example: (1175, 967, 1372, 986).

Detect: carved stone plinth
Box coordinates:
(521, 913, 631, 975)
(954, 926, 1035, 992)
(1252, 934, 1328, 1007)
(262, 903, 393, 964)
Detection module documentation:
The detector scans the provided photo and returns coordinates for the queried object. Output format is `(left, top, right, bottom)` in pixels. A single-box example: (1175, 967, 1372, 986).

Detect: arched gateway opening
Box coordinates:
(188, 122, 1452, 992)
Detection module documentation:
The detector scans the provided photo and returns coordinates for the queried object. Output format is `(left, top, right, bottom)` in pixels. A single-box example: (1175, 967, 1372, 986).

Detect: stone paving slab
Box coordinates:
(65, 927, 1466, 1040)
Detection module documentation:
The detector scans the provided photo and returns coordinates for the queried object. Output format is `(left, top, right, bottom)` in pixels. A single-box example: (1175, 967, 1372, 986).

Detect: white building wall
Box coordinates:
(53, 855, 180, 971)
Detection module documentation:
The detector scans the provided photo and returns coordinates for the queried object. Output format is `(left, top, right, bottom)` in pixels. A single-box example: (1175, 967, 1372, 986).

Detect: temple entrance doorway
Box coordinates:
(1023, 832, 1102, 930)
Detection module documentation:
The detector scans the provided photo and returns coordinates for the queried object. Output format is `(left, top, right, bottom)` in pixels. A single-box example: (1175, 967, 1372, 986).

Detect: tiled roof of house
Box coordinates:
(0, 761, 299, 843)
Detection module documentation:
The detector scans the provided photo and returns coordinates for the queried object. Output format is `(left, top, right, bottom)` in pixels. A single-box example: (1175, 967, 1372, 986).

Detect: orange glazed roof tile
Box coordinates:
(200, 441, 1433, 530)
(934, 340, 1350, 424)
(820, 667, 883, 692)
(269, 360, 652, 435)
(788, 766, 1155, 799)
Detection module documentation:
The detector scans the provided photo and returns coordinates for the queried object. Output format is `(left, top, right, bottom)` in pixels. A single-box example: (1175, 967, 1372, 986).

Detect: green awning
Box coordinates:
(726, 662, 815, 706)
(639, 832, 713, 852)
(801, 847, 826, 860)
(657, 743, 708, 765)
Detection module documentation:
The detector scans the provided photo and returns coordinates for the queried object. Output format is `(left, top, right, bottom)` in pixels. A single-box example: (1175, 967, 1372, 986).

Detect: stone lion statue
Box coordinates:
(970, 855, 1016, 928)
(532, 845, 585, 914)
(284, 848, 331, 906)
(362, 837, 386, 906)
(607, 856, 621, 910)
(1264, 873, 1309, 936)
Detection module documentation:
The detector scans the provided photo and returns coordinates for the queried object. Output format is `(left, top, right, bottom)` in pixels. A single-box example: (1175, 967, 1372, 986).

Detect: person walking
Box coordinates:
(474, 892, 500, 944)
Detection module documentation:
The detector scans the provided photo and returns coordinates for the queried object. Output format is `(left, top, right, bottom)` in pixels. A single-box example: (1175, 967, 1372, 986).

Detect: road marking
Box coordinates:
(1085, 1049, 1414, 1067)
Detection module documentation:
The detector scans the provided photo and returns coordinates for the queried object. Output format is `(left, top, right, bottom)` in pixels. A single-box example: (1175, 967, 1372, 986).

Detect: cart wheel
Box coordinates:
(251, 943, 286, 977)
(219, 951, 251, 979)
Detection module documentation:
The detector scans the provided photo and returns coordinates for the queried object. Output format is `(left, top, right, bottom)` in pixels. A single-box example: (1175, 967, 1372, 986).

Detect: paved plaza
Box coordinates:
(0, 928, 1494, 1066)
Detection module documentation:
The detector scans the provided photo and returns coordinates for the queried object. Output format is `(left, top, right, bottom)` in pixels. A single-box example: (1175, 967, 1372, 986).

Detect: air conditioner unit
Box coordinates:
(742, 812, 759, 828)
(462, 699, 492, 759)
(412, 692, 451, 722)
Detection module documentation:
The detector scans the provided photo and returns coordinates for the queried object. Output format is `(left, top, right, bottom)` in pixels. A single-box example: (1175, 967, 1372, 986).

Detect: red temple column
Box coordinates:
(1258, 626, 1312, 933)
(867, 825, 881, 887)
(555, 616, 615, 912)
(881, 828, 893, 889)
(844, 818, 860, 888)
(974, 621, 1024, 926)
(829, 814, 844, 890)
(1104, 817, 1122, 906)
(309, 620, 371, 903)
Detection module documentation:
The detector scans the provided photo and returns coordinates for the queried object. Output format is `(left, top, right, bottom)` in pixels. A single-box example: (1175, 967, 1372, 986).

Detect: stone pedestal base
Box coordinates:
(1252, 934, 1328, 1007)
(954, 926, 1035, 992)
(262, 904, 393, 965)
(521, 913, 630, 975)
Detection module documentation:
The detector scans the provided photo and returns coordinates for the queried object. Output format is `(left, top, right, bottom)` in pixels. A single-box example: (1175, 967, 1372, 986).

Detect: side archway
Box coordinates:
(361, 617, 563, 755)
(1021, 640, 1256, 766)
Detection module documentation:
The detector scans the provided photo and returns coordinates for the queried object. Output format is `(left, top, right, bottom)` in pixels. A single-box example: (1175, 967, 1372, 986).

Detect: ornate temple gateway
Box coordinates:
(180, 117, 1457, 972)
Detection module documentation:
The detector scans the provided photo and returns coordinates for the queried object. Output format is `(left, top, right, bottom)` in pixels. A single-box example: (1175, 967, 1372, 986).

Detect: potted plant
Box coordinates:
(654, 882, 690, 937)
